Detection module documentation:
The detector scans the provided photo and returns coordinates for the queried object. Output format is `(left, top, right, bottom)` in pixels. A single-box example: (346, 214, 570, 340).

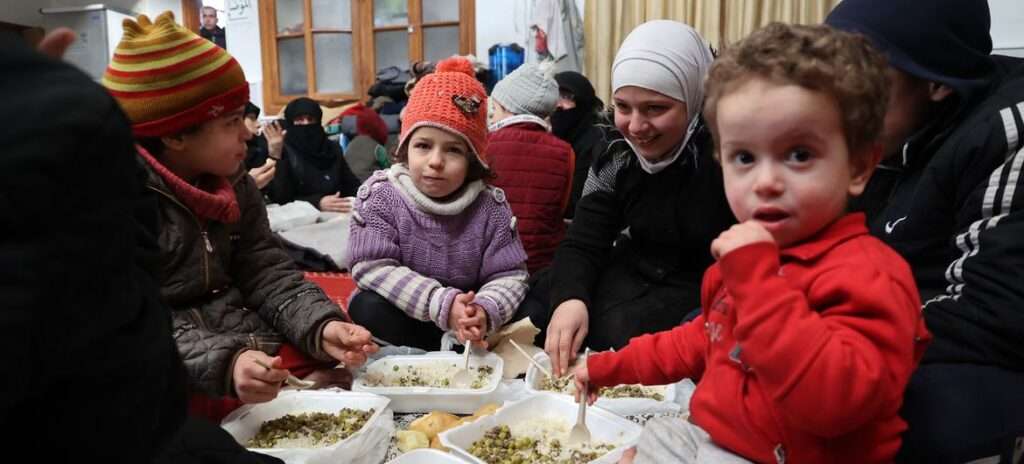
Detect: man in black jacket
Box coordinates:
(827, 1, 1024, 461)
(1, 29, 283, 464)
(199, 6, 226, 49)
(0, 29, 186, 460)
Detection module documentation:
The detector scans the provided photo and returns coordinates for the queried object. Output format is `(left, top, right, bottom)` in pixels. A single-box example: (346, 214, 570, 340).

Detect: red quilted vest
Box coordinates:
(488, 122, 575, 273)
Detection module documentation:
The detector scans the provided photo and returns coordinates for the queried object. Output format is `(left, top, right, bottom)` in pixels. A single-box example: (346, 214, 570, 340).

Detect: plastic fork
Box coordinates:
(452, 342, 473, 388)
(508, 339, 553, 379)
(253, 359, 316, 389)
(567, 348, 592, 445)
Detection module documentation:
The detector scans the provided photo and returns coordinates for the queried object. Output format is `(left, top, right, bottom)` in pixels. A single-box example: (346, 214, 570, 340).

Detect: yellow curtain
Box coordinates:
(583, 0, 840, 104)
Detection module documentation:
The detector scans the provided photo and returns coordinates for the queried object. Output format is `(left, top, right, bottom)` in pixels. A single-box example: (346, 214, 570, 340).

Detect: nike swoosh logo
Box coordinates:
(885, 216, 908, 234)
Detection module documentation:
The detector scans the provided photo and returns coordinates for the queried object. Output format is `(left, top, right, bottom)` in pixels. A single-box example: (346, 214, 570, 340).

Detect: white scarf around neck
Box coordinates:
(487, 113, 551, 133)
(629, 114, 702, 174)
(387, 164, 485, 216)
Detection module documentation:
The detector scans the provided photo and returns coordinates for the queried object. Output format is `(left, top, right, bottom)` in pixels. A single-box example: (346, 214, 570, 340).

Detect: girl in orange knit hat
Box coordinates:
(347, 57, 529, 350)
(101, 12, 378, 420)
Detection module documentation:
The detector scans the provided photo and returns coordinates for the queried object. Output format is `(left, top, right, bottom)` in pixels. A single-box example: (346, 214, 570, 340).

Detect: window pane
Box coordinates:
(375, 30, 409, 73)
(276, 0, 305, 34)
(278, 37, 308, 94)
(374, 0, 407, 27)
(423, 0, 459, 23)
(424, 26, 460, 64)
(312, 0, 351, 30)
(314, 33, 354, 94)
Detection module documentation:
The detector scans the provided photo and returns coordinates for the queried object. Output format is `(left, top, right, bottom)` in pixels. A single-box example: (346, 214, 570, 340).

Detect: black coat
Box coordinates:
(548, 124, 736, 348)
(244, 133, 270, 170)
(564, 121, 610, 219)
(199, 25, 226, 49)
(268, 141, 361, 207)
(144, 164, 347, 397)
(853, 54, 1024, 369)
(0, 32, 185, 459)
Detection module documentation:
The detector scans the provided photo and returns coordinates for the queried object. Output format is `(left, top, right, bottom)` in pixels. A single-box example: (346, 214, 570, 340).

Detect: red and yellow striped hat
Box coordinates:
(102, 11, 248, 137)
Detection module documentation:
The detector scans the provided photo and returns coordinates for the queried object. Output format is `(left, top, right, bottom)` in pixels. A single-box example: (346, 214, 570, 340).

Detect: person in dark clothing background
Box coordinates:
(268, 97, 361, 211)
(552, 71, 609, 219)
(198, 6, 226, 49)
(339, 103, 390, 182)
(0, 28, 186, 461)
(827, 0, 1024, 462)
(243, 102, 283, 190)
(243, 102, 269, 168)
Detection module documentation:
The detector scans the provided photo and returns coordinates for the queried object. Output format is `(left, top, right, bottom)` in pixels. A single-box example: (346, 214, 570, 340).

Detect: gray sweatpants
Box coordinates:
(633, 417, 754, 464)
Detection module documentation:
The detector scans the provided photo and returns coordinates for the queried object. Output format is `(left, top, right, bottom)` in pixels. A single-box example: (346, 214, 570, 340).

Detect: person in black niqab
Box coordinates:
(283, 98, 334, 169)
(551, 71, 609, 218)
(268, 97, 361, 211)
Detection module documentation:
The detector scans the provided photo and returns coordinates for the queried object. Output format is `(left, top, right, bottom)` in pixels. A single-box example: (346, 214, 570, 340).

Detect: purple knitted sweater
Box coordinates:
(347, 165, 529, 332)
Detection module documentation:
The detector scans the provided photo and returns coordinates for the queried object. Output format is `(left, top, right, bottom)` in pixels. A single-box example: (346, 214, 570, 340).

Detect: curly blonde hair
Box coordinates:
(704, 22, 889, 159)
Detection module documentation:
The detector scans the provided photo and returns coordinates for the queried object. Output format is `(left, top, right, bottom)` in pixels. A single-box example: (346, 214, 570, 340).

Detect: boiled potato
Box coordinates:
(430, 434, 449, 452)
(408, 411, 460, 439)
(396, 430, 429, 452)
(471, 403, 500, 419)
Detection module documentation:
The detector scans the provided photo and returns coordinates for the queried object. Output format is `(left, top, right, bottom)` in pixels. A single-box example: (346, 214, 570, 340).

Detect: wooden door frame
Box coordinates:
(257, 0, 476, 115)
(459, 0, 475, 56)
(181, 0, 202, 32)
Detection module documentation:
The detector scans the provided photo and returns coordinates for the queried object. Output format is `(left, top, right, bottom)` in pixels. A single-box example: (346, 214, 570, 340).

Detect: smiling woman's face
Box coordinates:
(612, 86, 689, 161)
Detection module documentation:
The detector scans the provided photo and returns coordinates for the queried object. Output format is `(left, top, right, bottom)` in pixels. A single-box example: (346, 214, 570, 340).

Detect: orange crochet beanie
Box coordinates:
(101, 11, 249, 137)
(399, 56, 489, 167)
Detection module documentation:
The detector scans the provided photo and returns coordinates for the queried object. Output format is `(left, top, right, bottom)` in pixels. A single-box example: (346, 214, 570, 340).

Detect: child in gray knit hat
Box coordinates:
(488, 63, 560, 128)
(486, 62, 576, 273)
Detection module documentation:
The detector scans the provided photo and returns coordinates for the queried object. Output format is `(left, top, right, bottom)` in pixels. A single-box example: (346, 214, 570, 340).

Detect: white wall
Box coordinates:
(474, 0, 530, 60)
(223, 0, 263, 111)
(990, 0, 1024, 57)
(3, 2, 48, 28)
(474, 0, 585, 62)
(2, 0, 179, 28)
(146, 0, 183, 20)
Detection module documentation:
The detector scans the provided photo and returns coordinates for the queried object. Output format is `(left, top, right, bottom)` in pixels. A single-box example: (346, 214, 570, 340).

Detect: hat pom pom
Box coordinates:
(122, 16, 147, 38)
(435, 56, 476, 77)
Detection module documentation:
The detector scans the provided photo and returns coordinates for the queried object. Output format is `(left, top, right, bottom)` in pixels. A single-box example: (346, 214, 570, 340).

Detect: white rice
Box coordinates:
(363, 360, 494, 389)
(506, 416, 617, 459)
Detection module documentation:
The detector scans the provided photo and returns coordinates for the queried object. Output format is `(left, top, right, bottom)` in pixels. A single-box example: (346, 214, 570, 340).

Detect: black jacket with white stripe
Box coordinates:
(854, 55, 1024, 369)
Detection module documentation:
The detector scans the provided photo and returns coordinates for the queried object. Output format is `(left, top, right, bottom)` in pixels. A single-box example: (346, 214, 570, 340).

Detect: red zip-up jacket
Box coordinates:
(588, 214, 931, 463)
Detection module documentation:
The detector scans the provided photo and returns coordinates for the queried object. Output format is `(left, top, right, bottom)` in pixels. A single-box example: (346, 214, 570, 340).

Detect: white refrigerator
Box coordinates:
(40, 4, 136, 81)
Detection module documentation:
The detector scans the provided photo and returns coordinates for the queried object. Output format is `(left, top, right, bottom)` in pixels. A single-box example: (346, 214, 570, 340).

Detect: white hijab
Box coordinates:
(612, 20, 714, 174)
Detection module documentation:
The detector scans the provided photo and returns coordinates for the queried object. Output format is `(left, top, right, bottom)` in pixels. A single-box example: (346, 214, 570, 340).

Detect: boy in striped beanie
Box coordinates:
(101, 12, 378, 420)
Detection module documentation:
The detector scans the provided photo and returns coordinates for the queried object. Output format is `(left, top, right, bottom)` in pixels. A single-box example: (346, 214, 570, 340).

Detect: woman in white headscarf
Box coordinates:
(515, 20, 736, 376)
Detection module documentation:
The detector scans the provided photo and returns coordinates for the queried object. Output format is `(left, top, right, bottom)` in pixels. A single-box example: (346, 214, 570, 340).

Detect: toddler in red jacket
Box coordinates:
(573, 23, 931, 463)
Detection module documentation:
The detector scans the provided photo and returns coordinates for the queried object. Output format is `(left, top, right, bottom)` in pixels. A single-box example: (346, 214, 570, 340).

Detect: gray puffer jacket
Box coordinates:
(145, 162, 346, 397)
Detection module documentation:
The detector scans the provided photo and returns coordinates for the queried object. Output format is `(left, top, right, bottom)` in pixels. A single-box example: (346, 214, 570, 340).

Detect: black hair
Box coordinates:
(243, 101, 261, 119)
(135, 124, 203, 157)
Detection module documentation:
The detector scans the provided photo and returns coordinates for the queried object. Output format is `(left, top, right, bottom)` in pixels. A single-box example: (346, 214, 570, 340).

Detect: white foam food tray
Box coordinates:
(386, 448, 470, 463)
(351, 351, 504, 414)
(221, 390, 391, 463)
(439, 393, 643, 464)
(524, 351, 678, 416)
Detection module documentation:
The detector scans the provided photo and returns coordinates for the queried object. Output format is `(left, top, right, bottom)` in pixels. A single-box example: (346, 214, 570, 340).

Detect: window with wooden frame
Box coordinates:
(259, 0, 475, 114)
